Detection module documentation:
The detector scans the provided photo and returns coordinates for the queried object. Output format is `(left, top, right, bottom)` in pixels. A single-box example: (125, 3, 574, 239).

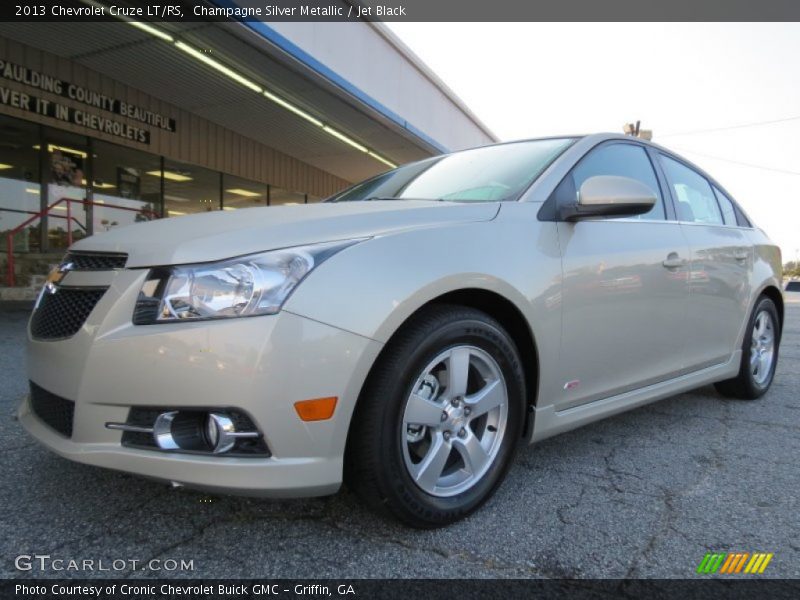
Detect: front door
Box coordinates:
(553, 142, 691, 410)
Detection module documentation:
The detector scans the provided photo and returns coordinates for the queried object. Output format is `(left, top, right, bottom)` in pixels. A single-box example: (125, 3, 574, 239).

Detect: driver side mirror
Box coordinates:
(560, 175, 657, 221)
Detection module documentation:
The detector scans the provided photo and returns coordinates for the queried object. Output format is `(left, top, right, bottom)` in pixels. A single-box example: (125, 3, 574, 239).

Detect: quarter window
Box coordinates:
(712, 186, 738, 226)
(570, 143, 665, 220)
(660, 155, 723, 225)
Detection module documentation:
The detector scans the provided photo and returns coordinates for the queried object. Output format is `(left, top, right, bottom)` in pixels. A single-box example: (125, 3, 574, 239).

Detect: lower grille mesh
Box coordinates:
(30, 382, 75, 438)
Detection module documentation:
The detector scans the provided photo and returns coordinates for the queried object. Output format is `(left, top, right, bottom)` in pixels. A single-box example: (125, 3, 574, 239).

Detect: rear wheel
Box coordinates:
(345, 305, 526, 528)
(715, 296, 780, 399)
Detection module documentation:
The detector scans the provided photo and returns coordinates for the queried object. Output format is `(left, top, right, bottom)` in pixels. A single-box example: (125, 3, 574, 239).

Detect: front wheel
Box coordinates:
(715, 295, 781, 400)
(345, 305, 526, 528)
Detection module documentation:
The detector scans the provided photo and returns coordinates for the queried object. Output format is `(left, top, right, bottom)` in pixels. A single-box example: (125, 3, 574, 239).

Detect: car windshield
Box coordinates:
(328, 138, 576, 203)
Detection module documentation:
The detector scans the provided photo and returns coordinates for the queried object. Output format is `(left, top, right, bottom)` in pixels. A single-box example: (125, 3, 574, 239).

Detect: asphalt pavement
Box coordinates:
(1, 295, 798, 579)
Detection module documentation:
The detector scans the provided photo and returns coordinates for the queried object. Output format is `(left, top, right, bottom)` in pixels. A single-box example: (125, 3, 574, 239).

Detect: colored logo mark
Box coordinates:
(697, 552, 773, 574)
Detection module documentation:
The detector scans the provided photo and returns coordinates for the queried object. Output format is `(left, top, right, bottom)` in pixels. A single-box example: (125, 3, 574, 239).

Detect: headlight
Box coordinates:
(133, 239, 363, 324)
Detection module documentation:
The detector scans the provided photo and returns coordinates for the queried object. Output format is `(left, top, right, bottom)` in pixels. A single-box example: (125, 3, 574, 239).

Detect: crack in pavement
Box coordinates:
(624, 398, 733, 578)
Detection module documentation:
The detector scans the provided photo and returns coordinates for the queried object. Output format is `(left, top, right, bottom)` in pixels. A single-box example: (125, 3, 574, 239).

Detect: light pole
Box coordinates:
(795, 248, 799, 276)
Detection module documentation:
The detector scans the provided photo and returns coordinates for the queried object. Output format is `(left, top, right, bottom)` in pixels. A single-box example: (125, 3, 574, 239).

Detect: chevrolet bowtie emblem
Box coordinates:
(45, 261, 74, 293)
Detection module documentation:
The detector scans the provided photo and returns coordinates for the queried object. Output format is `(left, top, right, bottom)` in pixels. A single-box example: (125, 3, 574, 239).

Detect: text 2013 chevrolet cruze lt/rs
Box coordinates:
(20, 133, 783, 527)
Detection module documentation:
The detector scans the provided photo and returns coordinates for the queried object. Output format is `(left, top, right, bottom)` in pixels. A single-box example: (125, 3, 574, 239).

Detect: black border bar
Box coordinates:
(4, 579, 800, 600)
(2, 0, 800, 22)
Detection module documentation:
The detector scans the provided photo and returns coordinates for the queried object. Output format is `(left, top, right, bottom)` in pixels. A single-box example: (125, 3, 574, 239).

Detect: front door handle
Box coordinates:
(662, 252, 687, 270)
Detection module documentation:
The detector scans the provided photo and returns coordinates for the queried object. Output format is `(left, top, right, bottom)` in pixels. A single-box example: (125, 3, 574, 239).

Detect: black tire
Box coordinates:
(345, 304, 526, 528)
(714, 296, 781, 400)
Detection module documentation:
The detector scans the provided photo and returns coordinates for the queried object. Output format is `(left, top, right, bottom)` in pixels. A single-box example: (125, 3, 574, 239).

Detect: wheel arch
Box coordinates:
(349, 287, 540, 443)
(759, 285, 784, 334)
(427, 289, 539, 438)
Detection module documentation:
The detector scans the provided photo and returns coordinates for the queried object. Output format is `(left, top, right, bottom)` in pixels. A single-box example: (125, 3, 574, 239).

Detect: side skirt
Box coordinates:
(529, 351, 741, 444)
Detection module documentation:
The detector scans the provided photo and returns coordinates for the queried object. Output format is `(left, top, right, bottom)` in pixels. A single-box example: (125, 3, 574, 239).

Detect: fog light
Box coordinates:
(205, 414, 220, 449)
(205, 413, 236, 454)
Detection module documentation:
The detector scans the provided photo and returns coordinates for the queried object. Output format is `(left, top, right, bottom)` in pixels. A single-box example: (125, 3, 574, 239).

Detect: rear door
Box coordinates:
(658, 154, 752, 370)
(554, 141, 691, 410)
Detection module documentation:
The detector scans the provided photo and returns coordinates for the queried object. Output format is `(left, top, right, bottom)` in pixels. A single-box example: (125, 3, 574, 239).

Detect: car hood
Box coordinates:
(71, 200, 500, 267)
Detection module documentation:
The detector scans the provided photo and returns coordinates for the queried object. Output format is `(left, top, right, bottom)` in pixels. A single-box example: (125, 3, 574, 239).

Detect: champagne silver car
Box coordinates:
(20, 133, 783, 527)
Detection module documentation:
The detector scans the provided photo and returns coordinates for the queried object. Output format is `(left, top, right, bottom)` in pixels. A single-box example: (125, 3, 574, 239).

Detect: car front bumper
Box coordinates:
(21, 268, 382, 497)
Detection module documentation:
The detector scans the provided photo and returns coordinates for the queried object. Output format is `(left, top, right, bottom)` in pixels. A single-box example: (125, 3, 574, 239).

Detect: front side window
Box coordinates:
(660, 155, 723, 225)
(569, 143, 665, 220)
(330, 138, 576, 203)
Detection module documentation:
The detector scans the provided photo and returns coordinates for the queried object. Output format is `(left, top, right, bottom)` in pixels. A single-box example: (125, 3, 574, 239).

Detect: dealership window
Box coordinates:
(0, 113, 329, 261)
(92, 140, 162, 234)
(163, 159, 220, 217)
(0, 115, 41, 252)
(270, 187, 306, 206)
(44, 128, 89, 250)
(223, 174, 267, 210)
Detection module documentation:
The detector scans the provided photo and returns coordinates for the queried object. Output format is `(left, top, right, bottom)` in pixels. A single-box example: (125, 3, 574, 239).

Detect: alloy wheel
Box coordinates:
(751, 310, 775, 386)
(401, 345, 508, 497)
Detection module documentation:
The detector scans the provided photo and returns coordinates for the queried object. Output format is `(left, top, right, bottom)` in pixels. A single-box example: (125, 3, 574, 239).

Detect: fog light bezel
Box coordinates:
(107, 407, 270, 457)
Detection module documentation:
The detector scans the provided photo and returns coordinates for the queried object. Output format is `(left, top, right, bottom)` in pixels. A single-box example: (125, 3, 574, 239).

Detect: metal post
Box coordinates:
(6, 234, 14, 287)
(66, 198, 72, 247)
(85, 136, 94, 237)
(219, 172, 224, 211)
(159, 156, 166, 218)
(38, 127, 48, 253)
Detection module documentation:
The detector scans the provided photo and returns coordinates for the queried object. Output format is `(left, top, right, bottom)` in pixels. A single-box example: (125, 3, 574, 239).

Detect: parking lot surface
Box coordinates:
(2, 296, 799, 579)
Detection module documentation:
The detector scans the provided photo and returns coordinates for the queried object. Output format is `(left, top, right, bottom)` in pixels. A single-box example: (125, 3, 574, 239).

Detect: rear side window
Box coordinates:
(734, 205, 751, 228)
(570, 143, 665, 220)
(712, 186, 738, 226)
(660, 155, 723, 225)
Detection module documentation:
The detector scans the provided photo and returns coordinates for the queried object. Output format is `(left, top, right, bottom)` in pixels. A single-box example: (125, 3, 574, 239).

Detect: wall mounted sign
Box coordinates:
(0, 58, 176, 135)
(0, 84, 151, 143)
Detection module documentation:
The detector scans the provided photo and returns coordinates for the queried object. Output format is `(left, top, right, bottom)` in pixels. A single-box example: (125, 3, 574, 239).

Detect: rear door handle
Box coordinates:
(662, 252, 687, 270)
(733, 250, 749, 262)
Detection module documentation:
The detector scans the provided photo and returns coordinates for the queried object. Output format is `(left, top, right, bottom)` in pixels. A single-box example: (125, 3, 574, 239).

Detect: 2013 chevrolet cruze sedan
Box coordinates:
(20, 133, 783, 527)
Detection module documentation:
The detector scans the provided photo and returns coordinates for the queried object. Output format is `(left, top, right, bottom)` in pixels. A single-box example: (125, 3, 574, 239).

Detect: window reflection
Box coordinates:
(163, 160, 220, 217)
(0, 115, 40, 252)
(45, 130, 87, 250)
(270, 187, 306, 206)
(93, 140, 162, 233)
(223, 175, 266, 210)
